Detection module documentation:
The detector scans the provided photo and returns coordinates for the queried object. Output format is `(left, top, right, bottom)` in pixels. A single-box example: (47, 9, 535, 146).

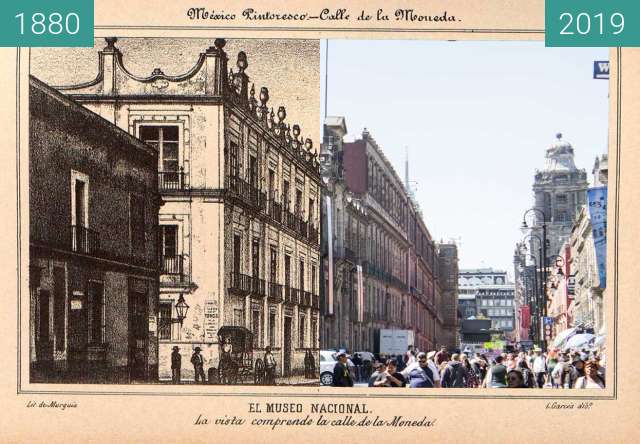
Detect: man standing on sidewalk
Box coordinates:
(532, 348, 547, 388)
(171, 346, 181, 384)
(332, 352, 354, 387)
(191, 347, 206, 384)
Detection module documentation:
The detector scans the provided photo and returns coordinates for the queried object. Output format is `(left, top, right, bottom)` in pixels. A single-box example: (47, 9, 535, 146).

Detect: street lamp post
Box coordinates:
(519, 251, 541, 345)
(522, 208, 549, 351)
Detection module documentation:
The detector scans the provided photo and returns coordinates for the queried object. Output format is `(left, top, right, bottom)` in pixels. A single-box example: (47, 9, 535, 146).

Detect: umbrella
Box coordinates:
(564, 333, 595, 350)
(594, 334, 606, 348)
(552, 327, 578, 348)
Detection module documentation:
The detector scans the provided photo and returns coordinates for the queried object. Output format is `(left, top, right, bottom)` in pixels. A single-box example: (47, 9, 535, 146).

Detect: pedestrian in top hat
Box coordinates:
(171, 346, 181, 384)
(191, 346, 206, 384)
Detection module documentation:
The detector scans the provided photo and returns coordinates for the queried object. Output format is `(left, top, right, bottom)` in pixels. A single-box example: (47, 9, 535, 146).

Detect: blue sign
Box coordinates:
(587, 187, 607, 288)
(593, 61, 610, 79)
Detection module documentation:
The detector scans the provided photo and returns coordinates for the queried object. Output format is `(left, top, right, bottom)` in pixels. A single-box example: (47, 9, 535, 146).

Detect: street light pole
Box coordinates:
(522, 207, 548, 352)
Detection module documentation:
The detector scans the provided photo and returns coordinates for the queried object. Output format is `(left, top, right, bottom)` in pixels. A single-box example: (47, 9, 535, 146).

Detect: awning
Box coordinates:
(564, 333, 596, 350)
(552, 327, 578, 348)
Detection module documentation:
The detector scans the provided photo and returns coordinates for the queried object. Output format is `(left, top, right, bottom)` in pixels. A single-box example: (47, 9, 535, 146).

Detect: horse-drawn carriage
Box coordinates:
(216, 326, 267, 385)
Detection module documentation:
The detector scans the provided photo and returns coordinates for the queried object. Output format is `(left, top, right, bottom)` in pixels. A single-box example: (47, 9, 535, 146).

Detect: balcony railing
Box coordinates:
(269, 201, 283, 224)
(268, 282, 283, 303)
(161, 254, 184, 276)
(229, 272, 252, 294)
(158, 170, 185, 191)
(301, 291, 312, 308)
(312, 293, 320, 309)
(284, 286, 300, 305)
(250, 276, 266, 297)
(71, 225, 100, 255)
(227, 176, 266, 211)
(308, 224, 319, 245)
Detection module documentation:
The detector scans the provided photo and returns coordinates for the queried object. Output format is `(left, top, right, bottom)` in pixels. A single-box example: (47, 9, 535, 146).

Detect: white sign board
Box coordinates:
(204, 300, 219, 341)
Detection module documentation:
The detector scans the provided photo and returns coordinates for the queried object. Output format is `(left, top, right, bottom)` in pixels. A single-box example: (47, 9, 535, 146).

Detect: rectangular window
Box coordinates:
(158, 302, 172, 340)
(161, 226, 178, 257)
(295, 189, 303, 214)
(252, 238, 260, 278)
(299, 315, 305, 349)
(71, 171, 90, 253)
(87, 281, 104, 344)
(284, 254, 291, 287)
(53, 267, 66, 352)
(308, 198, 314, 222)
(229, 141, 239, 177)
(233, 308, 244, 326)
(252, 310, 261, 348)
(233, 235, 242, 275)
(140, 125, 180, 173)
(268, 169, 276, 200)
(311, 318, 318, 348)
(283, 180, 290, 210)
(270, 247, 278, 284)
(311, 265, 317, 294)
(130, 194, 145, 257)
(269, 312, 276, 347)
(249, 155, 258, 187)
(299, 260, 305, 291)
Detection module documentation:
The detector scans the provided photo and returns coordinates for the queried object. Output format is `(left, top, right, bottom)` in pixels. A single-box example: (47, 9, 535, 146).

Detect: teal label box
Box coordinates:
(546, 0, 640, 47)
(0, 0, 93, 47)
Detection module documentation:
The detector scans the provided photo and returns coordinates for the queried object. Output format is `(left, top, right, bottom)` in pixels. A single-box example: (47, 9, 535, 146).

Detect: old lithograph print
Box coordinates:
(3, 0, 640, 442)
(28, 37, 321, 386)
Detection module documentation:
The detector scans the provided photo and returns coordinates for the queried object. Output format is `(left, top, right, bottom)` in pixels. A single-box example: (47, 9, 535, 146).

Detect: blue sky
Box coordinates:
(320, 40, 609, 274)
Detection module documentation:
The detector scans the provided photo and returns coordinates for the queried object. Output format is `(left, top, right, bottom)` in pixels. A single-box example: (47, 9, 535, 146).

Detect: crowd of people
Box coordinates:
(332, 345, 605, 389)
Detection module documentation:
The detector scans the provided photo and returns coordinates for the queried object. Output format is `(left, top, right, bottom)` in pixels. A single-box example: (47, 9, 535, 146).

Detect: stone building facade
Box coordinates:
(29, 77, 160, 382)
(528, 134, 588, 261)
(320, 118, 452, 353)
(53, 38, 320, 381)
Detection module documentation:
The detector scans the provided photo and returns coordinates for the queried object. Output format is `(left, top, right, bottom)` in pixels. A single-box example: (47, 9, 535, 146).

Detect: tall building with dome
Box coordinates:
(529, 133, 589, 259)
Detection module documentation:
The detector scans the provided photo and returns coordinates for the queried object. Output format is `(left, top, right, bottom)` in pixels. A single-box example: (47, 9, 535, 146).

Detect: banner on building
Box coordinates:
(543, 316, 554, 342)
(326, 195, 334, 315)
(356, 264, 364, 323)
(587, 186, 607, 288)
(520, 305, 531, 330)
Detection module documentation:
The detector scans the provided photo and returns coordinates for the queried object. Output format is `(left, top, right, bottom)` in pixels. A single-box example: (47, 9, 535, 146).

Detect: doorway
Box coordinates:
(283, 316, 292, 376)
(128, 290, 149, 381)
(36, 290, 52, 362)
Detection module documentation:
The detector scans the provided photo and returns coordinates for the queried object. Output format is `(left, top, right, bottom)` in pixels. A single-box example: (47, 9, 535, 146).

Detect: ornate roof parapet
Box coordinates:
(226, 50, 318, 172)
(53, 37, 318, 173)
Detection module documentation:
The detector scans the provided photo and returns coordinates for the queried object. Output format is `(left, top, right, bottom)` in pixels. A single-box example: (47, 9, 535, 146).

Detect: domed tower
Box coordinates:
(530, 133, 588, 258)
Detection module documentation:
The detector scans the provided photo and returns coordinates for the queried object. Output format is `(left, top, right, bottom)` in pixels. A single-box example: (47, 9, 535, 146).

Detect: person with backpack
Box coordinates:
(441, 354, 467, 388)
(462, 355, 480, 388)
(517, 359, 535, 388)
(407, 352, 436, 388)
(484, 355, 508, 388)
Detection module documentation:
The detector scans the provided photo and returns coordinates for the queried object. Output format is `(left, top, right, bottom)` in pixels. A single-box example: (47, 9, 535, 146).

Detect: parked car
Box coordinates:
(320, 350, 337, 385)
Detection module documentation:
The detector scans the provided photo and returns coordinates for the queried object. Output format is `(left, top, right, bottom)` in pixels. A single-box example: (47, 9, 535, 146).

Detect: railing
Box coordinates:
(227, 176, 266, 211)
(268, 283, 283, 303)
(284, 211, 298, 232)
(158, 170, 185, 191)
(284, 286, 300, 305)
(162, 254, 184, 276)
(298, 219, 309, 238)
(344, 247, 356, 263)
(312, 294, 320, 309)
(269, 201, 283, 224)
(301, 291, 312, 308)
(71, 225, 100, 255)
(308, 224, 319, 245)
(250, 276, 266, 297)
(229, 272, 252, 293)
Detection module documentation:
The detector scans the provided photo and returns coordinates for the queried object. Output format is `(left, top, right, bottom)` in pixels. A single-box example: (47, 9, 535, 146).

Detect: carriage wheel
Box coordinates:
(218, 359, 237, 385)
(254, 358, 265, 385)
